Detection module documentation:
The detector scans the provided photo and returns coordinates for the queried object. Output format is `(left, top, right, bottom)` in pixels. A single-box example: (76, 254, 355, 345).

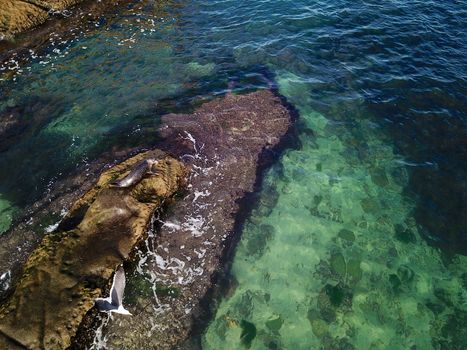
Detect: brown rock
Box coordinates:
(0, 150, 187, 350)
(77, 90, 294, 349)
(0, 0, 120, 39)
(0, 89, 295, 350)
(0, 0, 172, 44)
(0, 0, 48, 38)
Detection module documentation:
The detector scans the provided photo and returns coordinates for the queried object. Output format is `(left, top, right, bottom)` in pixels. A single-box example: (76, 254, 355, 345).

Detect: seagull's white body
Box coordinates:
(95, 267, 132, 315)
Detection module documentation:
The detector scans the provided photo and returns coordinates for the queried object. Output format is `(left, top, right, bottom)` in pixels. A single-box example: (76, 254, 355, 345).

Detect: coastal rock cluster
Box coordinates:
(73, 90, 294, 349)
(0, 150, 187, 349)
(0, 89, 294, 350)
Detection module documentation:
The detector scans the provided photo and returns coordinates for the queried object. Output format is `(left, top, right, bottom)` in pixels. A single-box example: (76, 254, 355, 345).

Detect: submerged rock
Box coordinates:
(346, 258, 363, 286)
(245, 224, 275, 258)
(265, 315, 283, 333)
(369, 167, 389, 187)
(394, 224, 417, 244)
(240, 319, 257, 349)
(0, 150, 187, 350)
(330, 252, 347, 279)
(317, 283, 353, 323)
(338, 229, 355, 243)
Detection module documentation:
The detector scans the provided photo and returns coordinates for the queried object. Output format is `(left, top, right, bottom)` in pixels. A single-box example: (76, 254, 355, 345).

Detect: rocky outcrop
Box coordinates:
(0, 0, 80, 38)
(0, 1, 48, 38)
(74, 90, 295, 349)
(0, 150, 187, 350)
(0, 89, 295, 350)
(0, 0, 140, 72)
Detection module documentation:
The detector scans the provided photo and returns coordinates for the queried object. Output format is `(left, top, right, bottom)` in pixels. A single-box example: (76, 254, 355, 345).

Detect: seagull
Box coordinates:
(95, 266, 132, 315)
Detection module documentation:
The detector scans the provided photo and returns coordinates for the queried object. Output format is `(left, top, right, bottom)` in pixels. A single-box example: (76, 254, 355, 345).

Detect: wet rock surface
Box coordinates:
(0, 0, 80, 38)
(0, 0, 49, 38)
(0, 0, 87, 38)
(0, 0, 140, 68)
(73, 90, 294, 349)
(0, 147, 140, 299)
(0, 89, 293, 349)
(0, 150, 187, 350)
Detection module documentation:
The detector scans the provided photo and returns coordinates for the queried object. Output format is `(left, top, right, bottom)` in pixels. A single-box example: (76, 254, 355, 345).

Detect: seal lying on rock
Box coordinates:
(109, 158, 158, 188)
(76, 89, 294, 350)
(0, 150, 187, 350)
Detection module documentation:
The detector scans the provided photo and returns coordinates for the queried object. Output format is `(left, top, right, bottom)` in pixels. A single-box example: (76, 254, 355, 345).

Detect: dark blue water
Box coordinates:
(0, 0, 466, 348)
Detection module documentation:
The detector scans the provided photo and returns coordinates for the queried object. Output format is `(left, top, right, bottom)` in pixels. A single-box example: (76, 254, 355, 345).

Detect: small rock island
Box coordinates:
(0, 89, 294, 349)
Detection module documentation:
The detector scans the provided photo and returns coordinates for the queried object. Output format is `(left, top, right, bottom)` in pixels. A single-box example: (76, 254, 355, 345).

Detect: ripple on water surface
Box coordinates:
(202, 71, 467, 350)
(0, 1, 216, 220)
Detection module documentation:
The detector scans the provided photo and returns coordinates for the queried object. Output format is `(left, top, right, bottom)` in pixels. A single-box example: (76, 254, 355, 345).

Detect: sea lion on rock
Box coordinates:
(109, 158, 159, 188)
(0, 150, 187, 350)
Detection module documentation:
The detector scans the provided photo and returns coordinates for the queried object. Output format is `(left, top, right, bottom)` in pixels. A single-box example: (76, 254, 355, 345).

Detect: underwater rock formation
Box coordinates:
(74, 89, 294, 349)
(0, 150, 187, 350)
(0, 95, 66, 153)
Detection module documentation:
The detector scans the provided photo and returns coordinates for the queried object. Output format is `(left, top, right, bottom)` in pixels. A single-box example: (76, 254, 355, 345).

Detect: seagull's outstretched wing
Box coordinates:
(110, 267, 126, 307)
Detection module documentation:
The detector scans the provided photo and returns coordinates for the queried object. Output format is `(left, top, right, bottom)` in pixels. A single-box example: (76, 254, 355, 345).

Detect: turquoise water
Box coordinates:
(0, 0, 466, 349)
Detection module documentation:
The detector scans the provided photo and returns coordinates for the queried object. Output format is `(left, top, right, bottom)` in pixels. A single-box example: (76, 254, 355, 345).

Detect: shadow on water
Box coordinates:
(0, 94, 71, 205)
(365, 82, 467, 256)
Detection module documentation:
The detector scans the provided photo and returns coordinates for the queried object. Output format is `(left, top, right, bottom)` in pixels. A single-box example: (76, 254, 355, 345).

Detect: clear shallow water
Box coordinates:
(0, 0, 466, 349)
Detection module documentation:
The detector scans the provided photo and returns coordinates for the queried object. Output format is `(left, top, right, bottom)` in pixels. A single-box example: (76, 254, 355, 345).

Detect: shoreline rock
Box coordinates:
(0, 150, 187, 350)
(1, 0, 89, 39)
(0, 0, 137, 68)
(73, 90, 295, 349)
(0, 89, 296, 349)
